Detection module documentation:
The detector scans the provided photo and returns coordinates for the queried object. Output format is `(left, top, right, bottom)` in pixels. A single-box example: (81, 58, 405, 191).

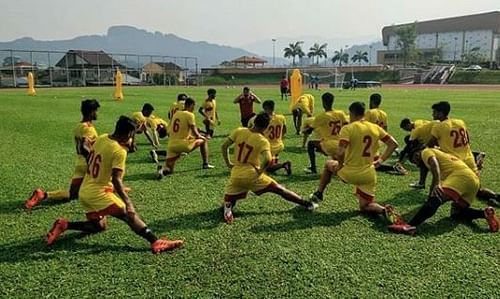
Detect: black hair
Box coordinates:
(253, 112, 271, 129)
(431, 101, 451, 116)
(207, 88, 216, 96)
(349, 101, 365, 116)
(114, 116, 136, 137)
(243, 86, 250, 92)
(142, 103, 154, 112)
(177, 93, 187, 101)
(400, 118, 411, 129)
(81, 99, 100, 116)
(184, 97, 195, 107)
(158, 125, 167, 138)
(321, 92, 334, 109)
(369, 93, 382, 106)
(262, 100, 275, 110)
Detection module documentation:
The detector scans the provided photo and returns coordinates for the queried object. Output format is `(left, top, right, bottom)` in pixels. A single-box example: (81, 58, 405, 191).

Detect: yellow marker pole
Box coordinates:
(289, 69, 302, 112)
(113, 69, 123, 101)
(27, 72, 36, 96)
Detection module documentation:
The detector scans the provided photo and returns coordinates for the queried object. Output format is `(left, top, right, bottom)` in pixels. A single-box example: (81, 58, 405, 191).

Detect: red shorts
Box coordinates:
(85, 204, 124, 221)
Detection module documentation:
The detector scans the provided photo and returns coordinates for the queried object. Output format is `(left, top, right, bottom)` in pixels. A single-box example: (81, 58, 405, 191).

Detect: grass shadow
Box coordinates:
(149, 207, 222, 232)
(0, 233, 145, 264)
(250, 208, 359, 233)
(284, 146, 307, 154)
(0, 200, 26, 215)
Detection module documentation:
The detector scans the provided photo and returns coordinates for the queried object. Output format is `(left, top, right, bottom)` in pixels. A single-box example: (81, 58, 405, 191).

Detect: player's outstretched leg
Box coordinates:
(260, 183, 317, 210)
(450, 203, 499, 232)
(267, 159, 292, 176)
(476, 187, 500, 208)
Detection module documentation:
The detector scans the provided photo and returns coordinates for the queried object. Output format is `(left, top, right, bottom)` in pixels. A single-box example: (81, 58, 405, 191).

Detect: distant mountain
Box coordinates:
(0, 26, 257, 68)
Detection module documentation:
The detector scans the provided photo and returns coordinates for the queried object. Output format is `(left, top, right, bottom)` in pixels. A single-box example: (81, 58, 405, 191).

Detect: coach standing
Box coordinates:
(280, 75, 289, 101)
(234, 87, 261, 127)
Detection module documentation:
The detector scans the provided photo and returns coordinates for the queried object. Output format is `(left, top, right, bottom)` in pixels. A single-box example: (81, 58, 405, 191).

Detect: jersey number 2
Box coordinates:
(362, 136, 372, 157)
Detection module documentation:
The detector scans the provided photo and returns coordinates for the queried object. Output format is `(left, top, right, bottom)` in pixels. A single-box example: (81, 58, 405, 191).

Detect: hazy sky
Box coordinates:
(2, 0, 499, 46)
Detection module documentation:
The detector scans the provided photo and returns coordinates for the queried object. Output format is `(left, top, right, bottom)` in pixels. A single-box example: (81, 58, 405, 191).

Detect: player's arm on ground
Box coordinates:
(426, 155, 442, 198)
(375, 133, 398, 167)
(221, 137, 234, 169)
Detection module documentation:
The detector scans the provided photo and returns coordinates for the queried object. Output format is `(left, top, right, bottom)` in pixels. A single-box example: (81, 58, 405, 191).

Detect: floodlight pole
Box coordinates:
(272, 38, 276, 67)
(11, 50, 16, 87)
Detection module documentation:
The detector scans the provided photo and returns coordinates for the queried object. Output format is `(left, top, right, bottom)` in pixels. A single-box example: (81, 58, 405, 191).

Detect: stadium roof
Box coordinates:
(382, 11, 500, 45)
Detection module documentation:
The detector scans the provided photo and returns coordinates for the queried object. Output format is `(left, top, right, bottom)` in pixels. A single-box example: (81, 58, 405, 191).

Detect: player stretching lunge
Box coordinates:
(25, 99, 100, 209)
(310, 102, 404, 224)
(45, 116, 183, 253)
(304, 92, 348, 174)
(198, 88, 220, 137)
(157, 97, 214, 178)
(249, 100, 291, 175)
(292, 94, 315, 135)
(389, 148, 499, 234)
(221, 113, 316, 223)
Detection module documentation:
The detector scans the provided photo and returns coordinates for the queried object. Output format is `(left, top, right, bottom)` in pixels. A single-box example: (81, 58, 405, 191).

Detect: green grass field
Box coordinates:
(0, 85, 499, 298)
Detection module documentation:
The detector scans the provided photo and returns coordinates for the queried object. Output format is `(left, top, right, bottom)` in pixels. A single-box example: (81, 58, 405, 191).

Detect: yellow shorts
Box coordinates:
(320, 139, 339, 158)
(72, 156, 88, 179)
(270, 143, 284, 157)
(167, 139, 198, 159)
(79, 186, 126, 213)
(338, 166, 377, 200)
(224, 172, 277, 196)
(442, 170, 480, 205)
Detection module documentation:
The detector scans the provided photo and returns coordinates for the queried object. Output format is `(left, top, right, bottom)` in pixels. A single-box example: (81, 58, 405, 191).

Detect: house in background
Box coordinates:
(231, 56, 267, 68)
(143, 62, 187, 85)
(55, 50, 140, 86)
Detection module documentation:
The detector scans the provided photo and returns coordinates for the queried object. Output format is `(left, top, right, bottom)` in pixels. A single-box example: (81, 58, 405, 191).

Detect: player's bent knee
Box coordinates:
(325, 160, 339, 172)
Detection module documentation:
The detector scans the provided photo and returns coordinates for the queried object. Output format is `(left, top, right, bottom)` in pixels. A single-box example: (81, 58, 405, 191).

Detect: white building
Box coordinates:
(379, 11, 500, 66)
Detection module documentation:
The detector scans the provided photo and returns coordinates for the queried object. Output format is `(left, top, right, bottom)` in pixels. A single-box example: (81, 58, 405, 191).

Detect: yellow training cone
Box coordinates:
(27, 72, 36, 96)
(289, 69, 302, 112)
(113, 69, 123, 101)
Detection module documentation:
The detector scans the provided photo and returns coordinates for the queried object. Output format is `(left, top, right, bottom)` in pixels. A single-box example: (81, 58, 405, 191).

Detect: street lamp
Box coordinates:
(453, 37, 458, 63)
(369, 45, 373, 66)
(272, 38, 277, 67)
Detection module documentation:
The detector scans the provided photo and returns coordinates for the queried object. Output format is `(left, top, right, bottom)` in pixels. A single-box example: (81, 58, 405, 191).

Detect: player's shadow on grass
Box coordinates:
(385, 189, 427, 208)
(250, 208, 359, 233)
(0, 234, 145, 264)
(284, 146, 306, 154)
(210, 134, 229, 139)
(278, 174, 320, 183)
(0, 200, 26, 215)
(126, 168, 201, 181)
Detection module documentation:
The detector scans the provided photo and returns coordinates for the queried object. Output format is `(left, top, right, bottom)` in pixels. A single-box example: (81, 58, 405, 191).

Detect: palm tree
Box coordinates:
(332, 49, 349, 67)
(351, 50, 369, 65)
(283, 41, 305, 66)
(307, 43, 328, 65)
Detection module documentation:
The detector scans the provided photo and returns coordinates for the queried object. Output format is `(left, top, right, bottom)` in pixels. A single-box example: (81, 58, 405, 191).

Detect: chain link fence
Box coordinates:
(0, 49, 199, 88)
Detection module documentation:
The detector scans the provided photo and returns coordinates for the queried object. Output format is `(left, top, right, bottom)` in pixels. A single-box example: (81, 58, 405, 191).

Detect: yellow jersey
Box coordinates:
(365, 108, 388, 128)
(80, 134, 127, 194)
(74, 121, 98, 157)
(131, 112, 146, 129)
(168, 110, 195, 141)
(338, 120, 389, 169)
(312, 110, 349, 141)
(409, 120, 436, 144)
(202, 99, 218, 123)
(248, 113, 286, 150)
(430, 118, 475, 168)
(421, 148, 476, 179)
(168, 101, 185, 120)
(229, 127, 272, 177)
(147, 114, 168, 129)
(294, 94, 315, 115)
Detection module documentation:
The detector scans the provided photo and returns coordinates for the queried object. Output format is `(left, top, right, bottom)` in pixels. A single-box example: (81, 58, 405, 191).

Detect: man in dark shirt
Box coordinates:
(280, 76, 289, 101)
(234, 87, 262, 127)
